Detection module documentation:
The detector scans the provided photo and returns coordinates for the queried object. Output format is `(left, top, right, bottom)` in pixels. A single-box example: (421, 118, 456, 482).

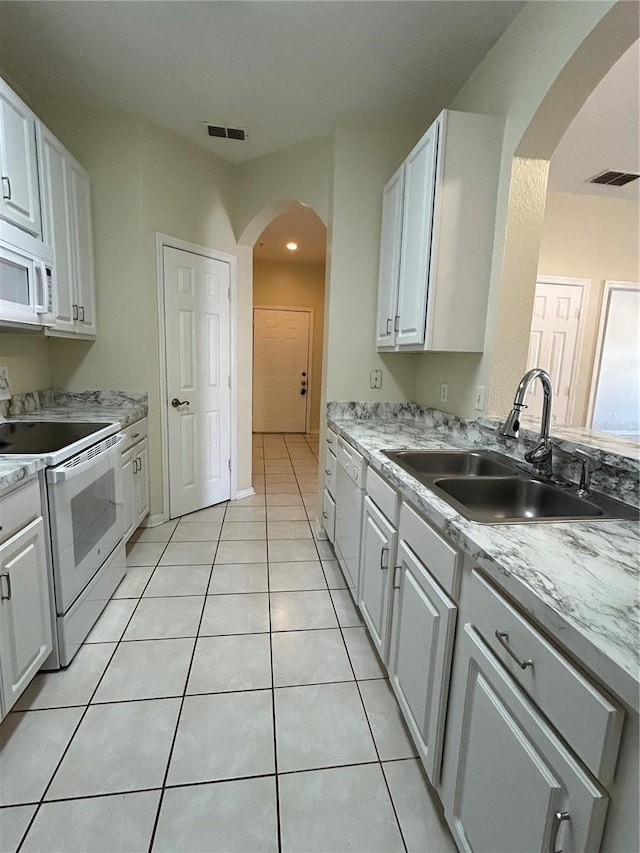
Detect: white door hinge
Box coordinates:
(228, 287, 231, 302)
(228, 376, 231, 389)
(228, 459, 232, 471)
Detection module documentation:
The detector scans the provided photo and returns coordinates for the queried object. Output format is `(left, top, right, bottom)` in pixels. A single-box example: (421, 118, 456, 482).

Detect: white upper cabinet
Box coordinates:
(375, 109, 504, 352)
(0, 79, 41, 237)
(375, 165, 404, 347)
(37, 122, 97, 338)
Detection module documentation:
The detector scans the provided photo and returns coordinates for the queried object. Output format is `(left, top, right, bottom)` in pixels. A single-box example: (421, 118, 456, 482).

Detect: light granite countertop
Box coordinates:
(0, 390, 148, 494)
(328, 412, 640, 713)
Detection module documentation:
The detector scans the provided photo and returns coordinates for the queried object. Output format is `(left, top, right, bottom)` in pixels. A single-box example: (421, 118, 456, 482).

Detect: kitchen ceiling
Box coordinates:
(0, 0, 524, 164)
(548, 39, 640, 201)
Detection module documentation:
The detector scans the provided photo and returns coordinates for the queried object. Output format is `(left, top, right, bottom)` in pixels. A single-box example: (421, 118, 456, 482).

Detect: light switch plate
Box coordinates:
(474, 385, 485, 412)
(0, 366, 10, 401)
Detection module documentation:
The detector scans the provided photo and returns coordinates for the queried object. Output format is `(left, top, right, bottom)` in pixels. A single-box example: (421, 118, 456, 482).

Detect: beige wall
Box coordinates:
(325, 113, 422, 405)
(537, 190, 640, 425)
(0, 334, 50, 395)
(413, 0, 636, 419)
(32, 101, 239, 514)
(253, 260, 325, 432)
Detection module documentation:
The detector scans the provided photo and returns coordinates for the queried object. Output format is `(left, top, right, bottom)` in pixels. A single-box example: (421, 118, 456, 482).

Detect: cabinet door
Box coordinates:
(36, 123, 76, 333)
(134, 439, 150, 525)
(358, 496, 396, 662)
(388, 538, 456, 783)
(122, 451, 136, 541)
(0, 81, 41, 236)
(69, 161, 97, 336)
(395, 119, 439, 347)
(0, 518, 52, 714)
(442, 625, 608, 853)
(375, 165, 404, 348)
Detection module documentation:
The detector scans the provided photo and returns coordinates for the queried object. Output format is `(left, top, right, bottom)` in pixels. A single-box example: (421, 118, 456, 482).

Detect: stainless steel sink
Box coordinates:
(382, 448, 639, 524)
(433, 476, 606, 523)
(383, 449, 516, 480)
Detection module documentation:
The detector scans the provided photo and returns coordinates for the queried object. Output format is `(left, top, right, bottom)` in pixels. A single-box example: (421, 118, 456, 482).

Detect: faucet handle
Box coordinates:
(574, 448, 599, 496)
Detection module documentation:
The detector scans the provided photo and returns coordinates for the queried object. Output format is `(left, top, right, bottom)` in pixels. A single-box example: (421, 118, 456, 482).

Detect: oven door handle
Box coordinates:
(47, 434, 126, 484)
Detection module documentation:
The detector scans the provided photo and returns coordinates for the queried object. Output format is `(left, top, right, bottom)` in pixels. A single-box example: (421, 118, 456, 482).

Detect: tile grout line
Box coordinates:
(146, 498, 229, 853)
(13, 531, 178, 853)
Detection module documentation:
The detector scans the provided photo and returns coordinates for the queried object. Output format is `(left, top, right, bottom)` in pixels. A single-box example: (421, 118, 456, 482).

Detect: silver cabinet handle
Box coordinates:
(2, 176, 11, 200)
(394, 315, 400, 333)
(171, 398, 190, 408)
(549, 811, 570, 853)
(386, 318, 392, 335)
(380, 546, 389, 570)
(72, 304, 79, 321)
(322, 511, 328, 519)
(495, 631, 533, 669)
(132, 433, 140, 439)
(0, 572, 12, 601)
(79, 305, 85, 322)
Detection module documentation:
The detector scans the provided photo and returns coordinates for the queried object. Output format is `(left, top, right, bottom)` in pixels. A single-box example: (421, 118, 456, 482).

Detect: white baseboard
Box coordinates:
(234, 487, 256, 500)
(144, 513, 169, 528)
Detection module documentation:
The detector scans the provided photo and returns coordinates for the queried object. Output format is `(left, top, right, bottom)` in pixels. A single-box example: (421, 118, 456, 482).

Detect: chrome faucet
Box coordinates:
(500, 368, 554, 478)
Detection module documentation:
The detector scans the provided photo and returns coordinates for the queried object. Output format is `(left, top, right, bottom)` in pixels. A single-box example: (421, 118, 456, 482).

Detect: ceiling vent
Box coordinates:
(204, 123, 248, 141)
(588, 169, 639, 187)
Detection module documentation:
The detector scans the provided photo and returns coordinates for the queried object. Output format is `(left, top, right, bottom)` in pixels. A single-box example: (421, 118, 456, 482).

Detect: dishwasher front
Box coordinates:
(333, 438, 367, 600)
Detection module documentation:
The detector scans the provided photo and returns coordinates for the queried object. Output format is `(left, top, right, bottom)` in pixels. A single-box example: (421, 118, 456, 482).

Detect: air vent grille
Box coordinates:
(204, 123, 247, 141)
(589, 170, 639, 187)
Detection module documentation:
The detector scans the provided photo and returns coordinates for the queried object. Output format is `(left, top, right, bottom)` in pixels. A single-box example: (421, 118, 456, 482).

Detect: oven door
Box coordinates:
(47, 433, 125, 614)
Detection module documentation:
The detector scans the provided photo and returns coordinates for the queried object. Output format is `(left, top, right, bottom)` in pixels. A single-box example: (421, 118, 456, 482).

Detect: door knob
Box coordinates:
(171, 398, 190, 408)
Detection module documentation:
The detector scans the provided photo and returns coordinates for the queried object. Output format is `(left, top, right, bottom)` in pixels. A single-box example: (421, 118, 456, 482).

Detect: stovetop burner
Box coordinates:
(0, 421, 112, 455)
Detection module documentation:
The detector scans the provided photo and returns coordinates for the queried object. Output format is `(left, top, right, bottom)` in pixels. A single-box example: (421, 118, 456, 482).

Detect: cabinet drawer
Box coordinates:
(119, 417, 148, 454)
(469, 569, 623, 785)
(398, 502, 459, 598)
(325, 428, 338, 454)
(322, 488, 336, 543)
(324, 449, 337, 496)
(0, 479, 41, 546)
(367, 467, 398, 524)
(337, 438, 366, 486)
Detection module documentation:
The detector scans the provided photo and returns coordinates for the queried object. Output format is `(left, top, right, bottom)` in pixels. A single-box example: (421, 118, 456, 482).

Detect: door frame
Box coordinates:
(532, 275, 590, 425)
(253, 304, 314, 434)
(586, 279, 640, 431)
(156, 232, 238, 525)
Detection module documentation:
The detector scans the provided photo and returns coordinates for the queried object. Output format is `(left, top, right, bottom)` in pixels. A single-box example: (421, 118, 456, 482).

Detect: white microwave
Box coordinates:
(0, 219, 54, 328)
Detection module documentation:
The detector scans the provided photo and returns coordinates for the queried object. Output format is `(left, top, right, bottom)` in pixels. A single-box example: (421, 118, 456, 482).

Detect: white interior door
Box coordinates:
(526, 279, 586, 425)
(253, 308, 310, 433)
(590, 281, 640, 436)
(164, 246, 231, 518)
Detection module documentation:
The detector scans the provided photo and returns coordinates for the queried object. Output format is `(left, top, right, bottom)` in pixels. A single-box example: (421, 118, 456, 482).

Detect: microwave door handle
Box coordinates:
(47, 434, 126, 484)
(34, 261, 46, 314)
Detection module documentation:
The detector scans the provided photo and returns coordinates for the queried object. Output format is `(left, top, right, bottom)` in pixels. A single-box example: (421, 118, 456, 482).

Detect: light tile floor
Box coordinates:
(0, 433, 456, 853)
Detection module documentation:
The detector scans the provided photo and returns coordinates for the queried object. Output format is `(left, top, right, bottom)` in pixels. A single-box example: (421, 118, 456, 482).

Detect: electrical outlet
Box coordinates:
(474, 385, 485, 412)
(0, 366, 10, 401)
(440, 383, 448, 403)
(370, 369, 382, 389)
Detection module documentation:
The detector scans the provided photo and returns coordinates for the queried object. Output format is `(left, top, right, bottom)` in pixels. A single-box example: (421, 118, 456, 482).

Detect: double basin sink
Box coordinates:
(383, 449, 638, 524)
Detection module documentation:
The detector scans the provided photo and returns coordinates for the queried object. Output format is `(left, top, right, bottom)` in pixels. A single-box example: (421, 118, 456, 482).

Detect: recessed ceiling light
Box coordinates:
(286, 242, 298, 251)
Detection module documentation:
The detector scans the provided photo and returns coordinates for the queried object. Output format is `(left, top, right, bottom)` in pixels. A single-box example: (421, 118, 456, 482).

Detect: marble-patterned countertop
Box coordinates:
(0, 390, 148, 494)
(328, 413, 640, 713)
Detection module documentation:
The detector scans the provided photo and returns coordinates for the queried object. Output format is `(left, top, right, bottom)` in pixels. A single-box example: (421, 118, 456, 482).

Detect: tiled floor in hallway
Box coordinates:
(0, 433, 455, 853)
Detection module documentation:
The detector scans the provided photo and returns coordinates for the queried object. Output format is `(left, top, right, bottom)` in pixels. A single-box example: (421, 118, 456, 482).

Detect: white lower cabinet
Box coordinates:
(388, 537, 457, 784)
(441, 624, 609, 853)
(121, 420, 150, 540)
(358, 494, 396, 662)
(0, 515, 52, 716)
(133, 438, 150, 525)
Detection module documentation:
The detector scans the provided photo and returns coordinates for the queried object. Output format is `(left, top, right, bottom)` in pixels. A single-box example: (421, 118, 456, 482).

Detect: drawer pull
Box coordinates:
(380, 546, 389, 570)
(322, 512, 328, 519)
(325, 469, 331, 476)
(495, 630, 533, 669)
(550, 811, 570, 853)
(0, 572, 12, 601)
(132, 433, 140, 439)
